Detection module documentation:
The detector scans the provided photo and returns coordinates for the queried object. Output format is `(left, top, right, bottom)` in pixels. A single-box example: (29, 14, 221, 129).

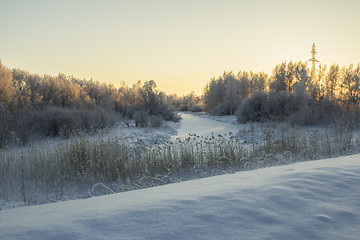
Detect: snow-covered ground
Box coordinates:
(93, 112, 240, 144)
(104, 119, 179, 145)
(1, 154, 359, 240)
(172, 112, 240, 139)
(2, 112, 360, 239)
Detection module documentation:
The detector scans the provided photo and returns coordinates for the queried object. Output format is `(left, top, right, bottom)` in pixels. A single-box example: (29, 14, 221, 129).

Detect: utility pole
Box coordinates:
(308, 43, 319, 78)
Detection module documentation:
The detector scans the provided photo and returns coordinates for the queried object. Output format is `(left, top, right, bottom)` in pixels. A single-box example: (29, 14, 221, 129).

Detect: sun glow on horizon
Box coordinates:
(1, 0, 359, 96)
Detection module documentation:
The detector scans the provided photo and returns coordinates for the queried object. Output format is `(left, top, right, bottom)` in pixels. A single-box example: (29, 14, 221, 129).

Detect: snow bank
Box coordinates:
(1, 154, 359, 240)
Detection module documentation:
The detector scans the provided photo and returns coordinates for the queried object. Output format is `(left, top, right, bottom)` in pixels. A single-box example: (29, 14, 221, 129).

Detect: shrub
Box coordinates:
(267, 91, 292, 120)
(178, 103, 202, 113)
(236, 91, 268, 123)
(0, 106, 121, 147)
(235, 89, 358, 127)
(125, 103, 143, 119)
(154, 102, 180, 122)
(148, 115, 164, 127)
(210, 102, 234, 116)
(179, 105, 188, 111)
(190, 104, 203, 112)
(0, 102, 14, 147)
(133, 110, 149, 127)
(133, 111, 165, 127)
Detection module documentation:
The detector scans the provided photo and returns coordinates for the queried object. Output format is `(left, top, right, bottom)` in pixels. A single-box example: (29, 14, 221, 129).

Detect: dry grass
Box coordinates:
(1, 124, 359, 208)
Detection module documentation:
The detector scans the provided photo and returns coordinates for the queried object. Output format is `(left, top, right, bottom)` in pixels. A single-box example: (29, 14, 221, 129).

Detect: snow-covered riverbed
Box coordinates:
(172, 112, 240, 139)
(96, 112, 240, 145)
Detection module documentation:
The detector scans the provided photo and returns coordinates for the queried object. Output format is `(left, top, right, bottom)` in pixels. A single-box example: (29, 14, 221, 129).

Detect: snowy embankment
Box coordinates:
(1, 154, 360, 240)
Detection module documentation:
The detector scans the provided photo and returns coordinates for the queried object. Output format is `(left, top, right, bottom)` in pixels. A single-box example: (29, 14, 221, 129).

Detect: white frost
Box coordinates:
(1, 154, 360, 240)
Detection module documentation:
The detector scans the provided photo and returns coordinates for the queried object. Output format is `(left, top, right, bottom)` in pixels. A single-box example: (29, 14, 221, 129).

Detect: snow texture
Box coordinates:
(174, 112, 240, 139)
(1, 154, 360, 240)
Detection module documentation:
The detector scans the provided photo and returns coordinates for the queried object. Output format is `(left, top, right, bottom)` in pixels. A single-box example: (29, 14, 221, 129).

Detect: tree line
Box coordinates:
(0, 61, 179, 147)
(202, 61, 360, 126)
(1, 59, 359, 147)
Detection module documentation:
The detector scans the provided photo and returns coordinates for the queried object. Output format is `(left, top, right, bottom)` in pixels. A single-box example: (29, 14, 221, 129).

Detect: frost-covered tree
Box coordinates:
(0, 61, 183, 146)
(0, 61, 15, 109)
(326, 64, 340, 100)
(203, 77, 225, 113)
(222, 72, 240, 115)
(295, 62, 309, 86)
(250, 72, 268, 93)
(270, 63, 287, 92)
(237, 71, 251, 100)
(342, 64, 360, 104)
(308, 64, 327, 101)
(137, 80, 179, 122)
(286, 61, 296, 92)
(138, 80, 160, 113)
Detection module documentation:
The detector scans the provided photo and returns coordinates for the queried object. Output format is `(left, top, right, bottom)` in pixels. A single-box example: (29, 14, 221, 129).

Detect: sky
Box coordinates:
(1, 0, 359, 95)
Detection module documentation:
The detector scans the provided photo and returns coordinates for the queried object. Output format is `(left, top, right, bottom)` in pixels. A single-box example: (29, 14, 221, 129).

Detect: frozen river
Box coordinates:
(173, 112, 240, 139)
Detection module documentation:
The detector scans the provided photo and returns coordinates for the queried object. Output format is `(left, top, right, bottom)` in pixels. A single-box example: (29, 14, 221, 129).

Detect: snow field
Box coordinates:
(1, 154, 360, 240)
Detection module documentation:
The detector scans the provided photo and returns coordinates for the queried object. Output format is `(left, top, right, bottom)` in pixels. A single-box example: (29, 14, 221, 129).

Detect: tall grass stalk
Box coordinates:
(1, 124, 359, 208)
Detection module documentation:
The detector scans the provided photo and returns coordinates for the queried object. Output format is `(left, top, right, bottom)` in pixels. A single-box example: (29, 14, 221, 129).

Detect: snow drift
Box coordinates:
(1, 154, 360, 240)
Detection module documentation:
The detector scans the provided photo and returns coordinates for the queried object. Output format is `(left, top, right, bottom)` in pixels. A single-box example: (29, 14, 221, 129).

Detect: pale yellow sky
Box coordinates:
(1, 0, 359, 95)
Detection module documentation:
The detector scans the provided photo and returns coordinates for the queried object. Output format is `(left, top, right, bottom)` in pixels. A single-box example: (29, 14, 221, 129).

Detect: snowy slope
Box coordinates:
(1, 154, 360, 240)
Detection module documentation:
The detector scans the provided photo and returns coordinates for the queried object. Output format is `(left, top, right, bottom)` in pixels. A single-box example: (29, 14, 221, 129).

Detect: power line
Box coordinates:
(308, 43, 319, 77)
